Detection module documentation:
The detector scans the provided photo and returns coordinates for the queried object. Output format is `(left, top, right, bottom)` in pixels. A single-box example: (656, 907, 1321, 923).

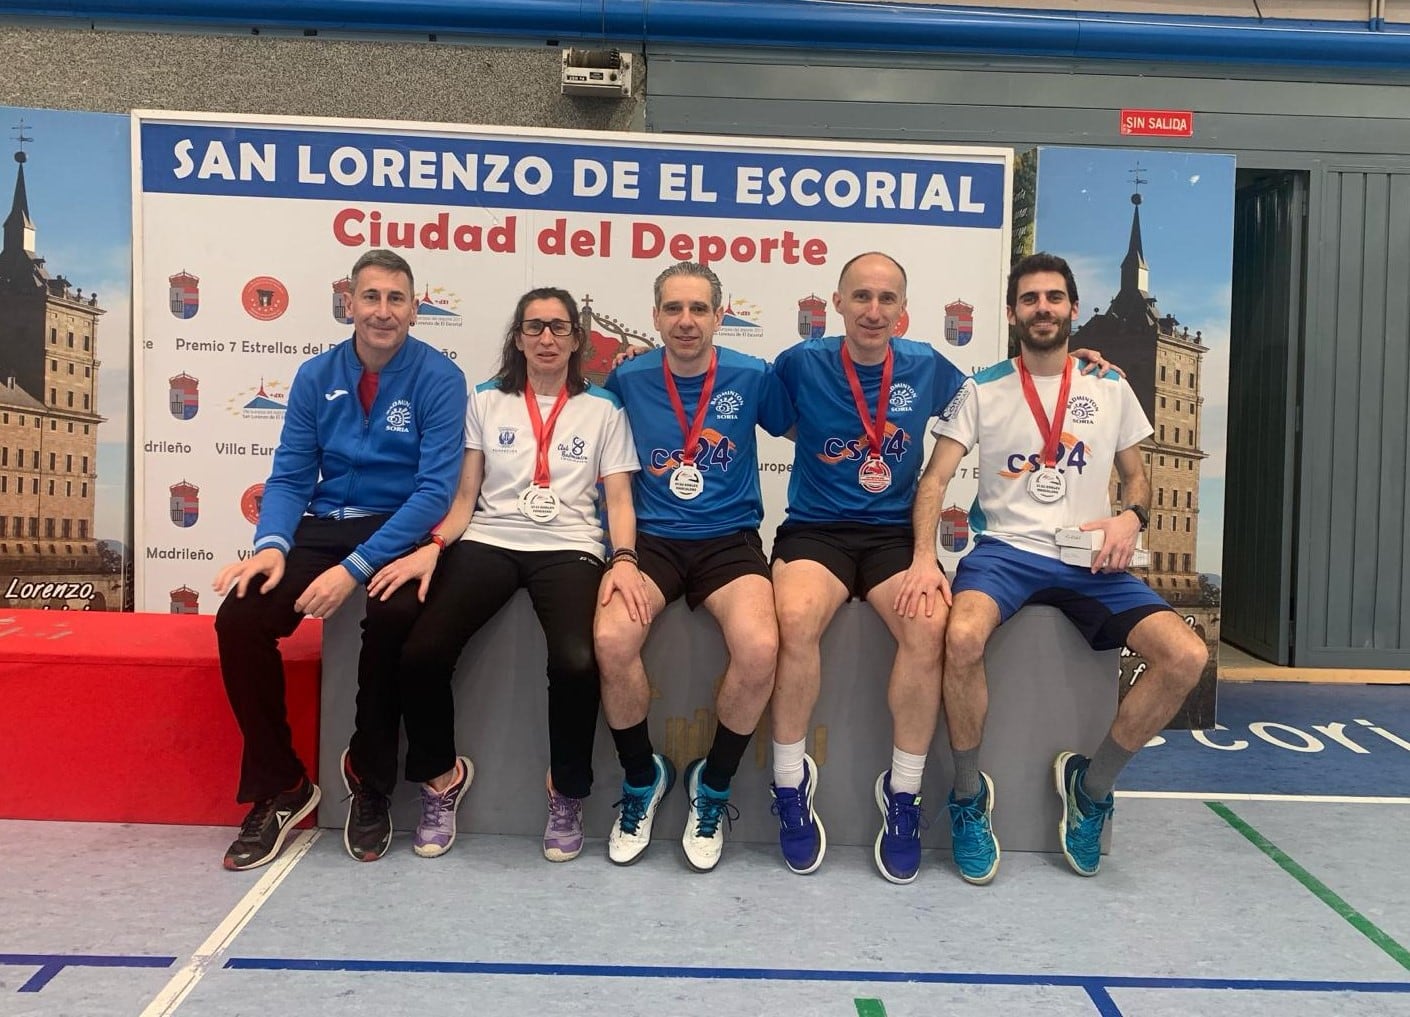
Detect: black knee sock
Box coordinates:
(701, 722, 753, 793)
(610, 720, 656, 788)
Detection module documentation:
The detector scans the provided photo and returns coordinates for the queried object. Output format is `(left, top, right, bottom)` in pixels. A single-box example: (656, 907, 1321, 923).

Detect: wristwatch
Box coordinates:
(1123, 504, 1149, 531)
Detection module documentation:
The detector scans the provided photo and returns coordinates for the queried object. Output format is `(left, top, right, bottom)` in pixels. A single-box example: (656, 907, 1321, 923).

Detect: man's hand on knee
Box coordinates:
(213, 547, 286, 598)
(294, 565, 358, 619)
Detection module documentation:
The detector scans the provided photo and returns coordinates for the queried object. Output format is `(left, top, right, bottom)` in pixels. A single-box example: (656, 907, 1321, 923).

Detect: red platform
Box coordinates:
(0, 609, 321, 826)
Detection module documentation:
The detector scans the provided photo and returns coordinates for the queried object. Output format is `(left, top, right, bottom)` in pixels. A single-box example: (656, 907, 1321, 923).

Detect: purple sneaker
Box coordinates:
(413, 756, 474, 859)
(543, 777, 584, 862)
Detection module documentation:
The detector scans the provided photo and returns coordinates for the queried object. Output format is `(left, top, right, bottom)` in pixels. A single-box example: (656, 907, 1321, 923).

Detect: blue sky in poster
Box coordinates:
(0, 106, 132, 545)
(1033, 146, 1235, 577)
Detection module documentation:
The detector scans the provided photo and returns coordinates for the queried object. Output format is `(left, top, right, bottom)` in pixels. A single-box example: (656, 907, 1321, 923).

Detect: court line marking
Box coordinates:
(1208, 802, 1410, 972)
(136, 828, 321, 1017)
(2, 954, 175, 993)
(221, 956, 1410, 993)
(1120, 791, 1410, 804)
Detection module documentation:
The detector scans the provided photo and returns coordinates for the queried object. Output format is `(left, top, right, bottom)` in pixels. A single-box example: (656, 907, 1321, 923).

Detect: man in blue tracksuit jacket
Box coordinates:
(213, 249, 467, 871)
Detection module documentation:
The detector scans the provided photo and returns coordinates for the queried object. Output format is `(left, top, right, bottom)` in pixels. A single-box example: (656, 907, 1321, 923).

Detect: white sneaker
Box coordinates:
(607, 754, 676, 865)
(681, 758, 737, 873)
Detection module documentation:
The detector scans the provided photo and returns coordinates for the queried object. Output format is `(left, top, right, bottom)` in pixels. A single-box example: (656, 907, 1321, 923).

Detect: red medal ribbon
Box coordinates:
(1017, 355, 1073, 469)
(662, 348, 718, 466)
(524, 381, 571, 487)
(841, 343, 894, 460)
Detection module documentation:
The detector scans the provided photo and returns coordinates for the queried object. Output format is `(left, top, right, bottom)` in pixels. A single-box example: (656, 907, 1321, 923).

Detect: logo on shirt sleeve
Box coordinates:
(939, 385, 970, 422)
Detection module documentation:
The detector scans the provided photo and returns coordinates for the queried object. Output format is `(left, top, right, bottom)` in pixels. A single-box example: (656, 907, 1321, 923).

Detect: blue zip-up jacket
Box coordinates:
(253, 335, 467, 581)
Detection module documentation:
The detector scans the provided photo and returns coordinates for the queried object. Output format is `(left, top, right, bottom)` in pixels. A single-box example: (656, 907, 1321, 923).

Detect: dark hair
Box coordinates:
(350, 248, 414, 296)
(836, 251, 908, 293)
(494, 287, 587, 396)
(1006, 252, 1078, 309)
(653, 261, 723, 309)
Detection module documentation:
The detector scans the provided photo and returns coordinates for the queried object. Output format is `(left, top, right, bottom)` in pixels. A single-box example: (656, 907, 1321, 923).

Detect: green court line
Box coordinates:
(855, 998, 887, 1017)
(1207, 801, 1410, 972)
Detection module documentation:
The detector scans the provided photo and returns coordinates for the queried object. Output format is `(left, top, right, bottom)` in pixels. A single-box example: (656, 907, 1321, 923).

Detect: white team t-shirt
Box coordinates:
(934, 357, 1153, 559)
(465, 380, 639, 556)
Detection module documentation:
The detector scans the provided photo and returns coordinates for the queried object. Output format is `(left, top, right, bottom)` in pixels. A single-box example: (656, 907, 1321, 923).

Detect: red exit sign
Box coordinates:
(1120, 109, 1194, 137)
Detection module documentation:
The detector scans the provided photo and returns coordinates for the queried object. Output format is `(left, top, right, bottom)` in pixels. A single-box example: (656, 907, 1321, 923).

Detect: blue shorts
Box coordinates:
(952, 537, 1171, 651)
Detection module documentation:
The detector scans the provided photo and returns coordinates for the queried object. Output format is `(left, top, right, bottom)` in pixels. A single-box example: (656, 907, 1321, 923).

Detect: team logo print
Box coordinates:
(1068, 395, 1099, 423)
(169, 271, 199, 320)
(498, 427, 517, 447)
(332, 276, 353, 324)
(939, 384, 970, 422)
(169, 480, 199, 528)
(416, 284, 463, 326)
(999, 431, 1088, 479)
(227, 379, 289, 420)
(940, 505, 970, 553)
(888, 383, 918, 414)
(385, 399, 412, 433)
(169, 585, 200, 614)
(647, 429, 735, 476)
(242, 276, 289, 321)
(718, 296, 763, 338)
(240, 483, 264, 525)
(168, 372, 199, 420)
(818, 423, 909, 464)
(712, 390, 744, 419)
(558, 435, 589, 463)
(944, 300, 975, 346)
(797, 294, 827, 340)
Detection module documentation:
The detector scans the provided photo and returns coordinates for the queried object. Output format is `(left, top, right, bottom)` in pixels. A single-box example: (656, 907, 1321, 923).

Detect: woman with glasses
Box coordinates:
(367, 286, 648, 862)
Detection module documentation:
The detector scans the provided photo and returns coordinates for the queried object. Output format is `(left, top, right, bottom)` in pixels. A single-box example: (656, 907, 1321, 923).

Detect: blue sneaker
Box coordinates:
(607, 754, 676, 865)
(769, 753, 826, 874)
(681, 758, 739, 873)
(947, 772, 1000, 885)
(1055, 751, 1114, 876)
(873, 770, 925, 884)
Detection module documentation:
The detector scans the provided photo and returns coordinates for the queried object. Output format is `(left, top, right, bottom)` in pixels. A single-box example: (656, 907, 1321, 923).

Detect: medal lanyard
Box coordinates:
(841, 343, 894, 459)
(1017, 355, 1073, 469)
(662, 349, 718, 466)
(523, 381, 571, 487)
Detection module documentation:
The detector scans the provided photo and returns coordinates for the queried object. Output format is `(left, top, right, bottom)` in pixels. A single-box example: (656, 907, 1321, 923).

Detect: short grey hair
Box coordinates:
(350, 249, 414, 296)
(653, 261, 722, 310)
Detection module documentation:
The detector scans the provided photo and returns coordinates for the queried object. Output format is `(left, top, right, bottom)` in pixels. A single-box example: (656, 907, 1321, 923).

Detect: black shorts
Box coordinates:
(772, 522, 935, 600)
(637, 530, 771, 610)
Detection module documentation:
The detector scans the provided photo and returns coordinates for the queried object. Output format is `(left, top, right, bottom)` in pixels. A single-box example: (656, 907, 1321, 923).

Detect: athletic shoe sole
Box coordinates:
(1054, 751, 1099, 877)
(608, 755, 676, 866)
(341, 748, 392, 862)
(958, 772, 1001, 886)
(782, 754, 826, 876)
(873, 772, 919, 885)
(222, 783, 321, 872)
(414, 756, 476, 859)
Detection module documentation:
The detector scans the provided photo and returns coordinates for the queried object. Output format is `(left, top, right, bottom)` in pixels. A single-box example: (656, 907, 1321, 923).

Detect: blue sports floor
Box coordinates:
(5, 680, 1409, 1017)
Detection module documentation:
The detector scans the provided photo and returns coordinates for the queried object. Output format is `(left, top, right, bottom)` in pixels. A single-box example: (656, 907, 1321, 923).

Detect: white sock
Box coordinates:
(772, 739, 807, 789)
(889, 747, 926, 795)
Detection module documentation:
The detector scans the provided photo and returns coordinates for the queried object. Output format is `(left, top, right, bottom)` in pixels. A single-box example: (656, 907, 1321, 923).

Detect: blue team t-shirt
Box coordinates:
(606, 345, 795, 540)
(774, 336, 965, 527)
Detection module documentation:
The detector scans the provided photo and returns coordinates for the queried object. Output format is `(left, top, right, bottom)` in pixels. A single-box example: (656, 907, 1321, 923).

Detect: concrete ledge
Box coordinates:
(320, 593, 1118, 855)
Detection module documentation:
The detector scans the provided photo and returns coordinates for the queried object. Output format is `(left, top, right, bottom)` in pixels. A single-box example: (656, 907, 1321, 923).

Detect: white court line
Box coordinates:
(1118, 791, 1410, 804)
(138, 828, 322, 1017)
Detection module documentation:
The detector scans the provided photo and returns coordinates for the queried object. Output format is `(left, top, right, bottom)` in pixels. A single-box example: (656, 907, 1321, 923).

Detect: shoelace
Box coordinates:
(770, 787, 806, 828)
(691, 794, 740, 838)
(345, 788, 389, 828)
(420, 785, 456, 829)
(886, 795, 926, 839)
(1066, 790, 1113, 852)
(612, 787, 652, 835)
(948, 798, 994, 865)
(547, 793, 582, 834)
(238, 799, 276, 838)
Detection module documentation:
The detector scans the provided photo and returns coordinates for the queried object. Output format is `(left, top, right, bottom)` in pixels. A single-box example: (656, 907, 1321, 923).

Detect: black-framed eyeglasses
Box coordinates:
(519, 318, 575, 336)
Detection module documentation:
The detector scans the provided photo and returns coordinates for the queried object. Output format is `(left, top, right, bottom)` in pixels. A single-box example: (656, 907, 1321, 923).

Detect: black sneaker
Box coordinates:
(341, 747, 392, 861)
(223, 777, 321, 871)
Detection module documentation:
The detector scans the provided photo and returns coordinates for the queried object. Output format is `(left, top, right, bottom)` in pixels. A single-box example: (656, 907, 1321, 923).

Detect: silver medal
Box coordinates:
(668, 463, 705, 500)
(1027, 466, 1066, 503)
(518, 485, 561, 523)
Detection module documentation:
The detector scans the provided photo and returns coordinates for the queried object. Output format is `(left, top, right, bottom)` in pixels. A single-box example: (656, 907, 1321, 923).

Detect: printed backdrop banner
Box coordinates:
(133, 112, 1012, 612)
